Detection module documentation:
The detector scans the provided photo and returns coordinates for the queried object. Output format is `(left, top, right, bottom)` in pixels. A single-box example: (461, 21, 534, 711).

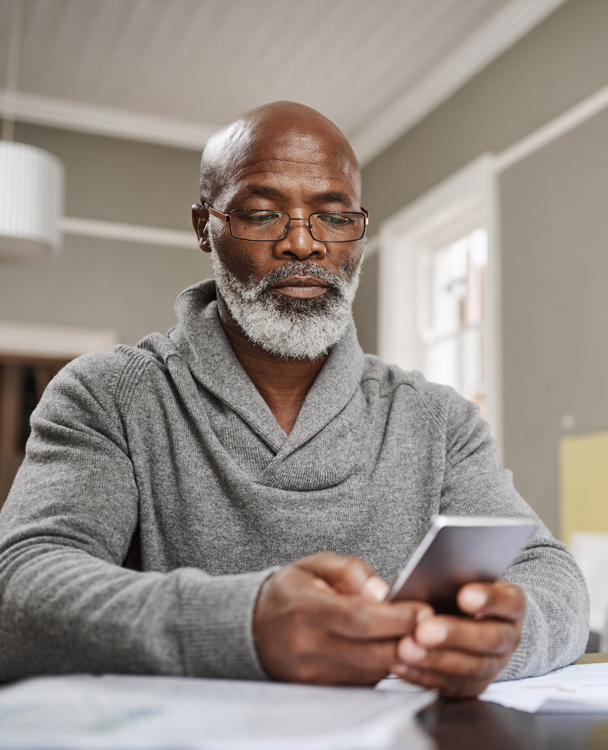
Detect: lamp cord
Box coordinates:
(1, 0, 24, 142)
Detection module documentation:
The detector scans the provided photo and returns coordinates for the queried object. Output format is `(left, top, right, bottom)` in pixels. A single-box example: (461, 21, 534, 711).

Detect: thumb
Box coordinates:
(297, 552, 389, 601)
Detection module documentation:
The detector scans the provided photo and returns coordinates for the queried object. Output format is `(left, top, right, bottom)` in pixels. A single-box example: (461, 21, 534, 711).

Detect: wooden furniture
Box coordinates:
(418, 653, 608, 749)
(0, 354, 71, 507)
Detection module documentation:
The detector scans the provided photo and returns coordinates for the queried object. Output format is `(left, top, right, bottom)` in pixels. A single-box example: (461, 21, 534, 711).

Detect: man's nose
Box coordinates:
(274, 219, 326, 261)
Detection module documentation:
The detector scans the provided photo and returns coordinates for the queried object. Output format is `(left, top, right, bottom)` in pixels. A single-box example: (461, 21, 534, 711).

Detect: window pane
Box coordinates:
(420, 228, 488, 415)
(426, 337, 459, 390)
(431, 246, 460, 337)
(462, 327, 483, 399)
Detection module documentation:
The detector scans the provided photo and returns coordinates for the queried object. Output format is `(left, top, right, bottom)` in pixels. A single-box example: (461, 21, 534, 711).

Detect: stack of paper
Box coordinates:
(480, 663, 608, 713)
(0, 674, 436, 750)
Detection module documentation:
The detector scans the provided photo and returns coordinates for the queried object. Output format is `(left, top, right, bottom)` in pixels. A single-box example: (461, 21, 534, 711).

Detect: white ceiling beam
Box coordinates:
(351, 0, 568, 166)
(495, 81, 608, 173)
(0, 320, 118, 357)
(0, 90, 219, 151)
(60, 216, 197, 250)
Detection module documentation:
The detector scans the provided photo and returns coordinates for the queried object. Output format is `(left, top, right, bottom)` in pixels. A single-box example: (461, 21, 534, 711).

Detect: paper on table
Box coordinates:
(0, 674, 436, 750)
(480, 663, 608, 713)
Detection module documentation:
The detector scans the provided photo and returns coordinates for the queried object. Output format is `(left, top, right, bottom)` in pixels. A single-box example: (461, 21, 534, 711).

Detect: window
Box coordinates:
(420, 229, 488, 418)
(377, 155, 501, 452)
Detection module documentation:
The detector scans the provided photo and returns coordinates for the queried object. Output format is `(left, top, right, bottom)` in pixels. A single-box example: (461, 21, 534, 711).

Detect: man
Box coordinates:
(0, 102, 588, 696)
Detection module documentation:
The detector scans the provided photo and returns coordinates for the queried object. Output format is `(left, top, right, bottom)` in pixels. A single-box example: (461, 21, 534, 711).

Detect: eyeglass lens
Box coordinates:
(229, 210, 365, 242)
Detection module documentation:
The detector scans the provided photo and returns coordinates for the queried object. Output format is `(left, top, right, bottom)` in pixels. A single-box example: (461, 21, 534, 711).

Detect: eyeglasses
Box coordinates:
(200, 201, 368, 243)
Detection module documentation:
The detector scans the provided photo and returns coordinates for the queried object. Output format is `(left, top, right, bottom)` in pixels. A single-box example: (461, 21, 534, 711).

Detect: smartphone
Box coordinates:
(386, 515, 537, 614)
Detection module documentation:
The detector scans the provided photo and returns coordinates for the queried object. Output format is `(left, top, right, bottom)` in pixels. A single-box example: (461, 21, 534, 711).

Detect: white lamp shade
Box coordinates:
(0, 141, 64, 261)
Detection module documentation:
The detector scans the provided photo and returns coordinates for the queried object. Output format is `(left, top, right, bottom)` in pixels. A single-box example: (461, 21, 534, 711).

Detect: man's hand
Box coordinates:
(391, 580, 525, 698)
(253, 552, 433, 685)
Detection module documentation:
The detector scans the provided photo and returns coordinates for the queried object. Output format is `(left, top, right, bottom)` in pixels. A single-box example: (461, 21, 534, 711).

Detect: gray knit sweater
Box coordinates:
(0, 280, 588, 682)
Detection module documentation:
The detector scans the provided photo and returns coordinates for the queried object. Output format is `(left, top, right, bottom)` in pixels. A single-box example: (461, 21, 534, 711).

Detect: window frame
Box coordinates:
(377, 154, 502, 457)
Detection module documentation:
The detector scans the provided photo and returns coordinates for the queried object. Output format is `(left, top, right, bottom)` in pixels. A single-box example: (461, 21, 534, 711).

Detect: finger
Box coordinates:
(390, 663, 491, 698)
(289, 632, 406, 685)
(412, 614, 518, 655)
(269, 566, 428, 641)
(263, 565, 430, 641)
(321, 633, 401, 675)
(361, 576, 390, 602)
(298, 552, 387, 600)
(309, 588, 433, 641)
(457, 580, 526, 621)
(397, 635, 508, 680)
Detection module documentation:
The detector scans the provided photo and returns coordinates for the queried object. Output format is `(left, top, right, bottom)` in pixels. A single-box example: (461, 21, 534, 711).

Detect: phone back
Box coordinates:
(389, 519, 537, 614)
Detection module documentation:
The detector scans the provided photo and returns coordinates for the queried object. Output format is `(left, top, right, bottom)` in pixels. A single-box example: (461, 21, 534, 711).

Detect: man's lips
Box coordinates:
(270, 276, 331, 299)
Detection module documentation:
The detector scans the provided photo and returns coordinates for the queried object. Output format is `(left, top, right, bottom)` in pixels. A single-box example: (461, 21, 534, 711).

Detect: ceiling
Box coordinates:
(0, 0, 566, 164)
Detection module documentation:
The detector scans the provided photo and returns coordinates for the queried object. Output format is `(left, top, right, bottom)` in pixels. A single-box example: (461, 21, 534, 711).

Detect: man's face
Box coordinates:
(196, 121, 365, 359)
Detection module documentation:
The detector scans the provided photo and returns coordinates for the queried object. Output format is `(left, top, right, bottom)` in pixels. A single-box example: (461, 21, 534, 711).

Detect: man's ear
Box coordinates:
(191, 204, 212, 253)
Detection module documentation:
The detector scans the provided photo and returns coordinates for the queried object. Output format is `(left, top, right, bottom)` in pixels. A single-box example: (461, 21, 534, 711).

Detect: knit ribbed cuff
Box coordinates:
(495, 589, 540, 682)
(176, 567, 280, 680)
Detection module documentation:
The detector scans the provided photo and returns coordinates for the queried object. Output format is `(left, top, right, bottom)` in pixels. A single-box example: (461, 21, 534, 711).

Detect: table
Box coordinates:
(416, 653, 608, 750)
(0, 657, 606, 748)
(418, 698, 608, 749)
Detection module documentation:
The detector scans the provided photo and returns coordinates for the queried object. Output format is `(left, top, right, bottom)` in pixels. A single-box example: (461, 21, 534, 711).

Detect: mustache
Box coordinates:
(256, 261, 345, 294)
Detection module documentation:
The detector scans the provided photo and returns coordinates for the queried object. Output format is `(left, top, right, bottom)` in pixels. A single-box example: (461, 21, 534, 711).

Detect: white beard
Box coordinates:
(210, 248, 362, 361)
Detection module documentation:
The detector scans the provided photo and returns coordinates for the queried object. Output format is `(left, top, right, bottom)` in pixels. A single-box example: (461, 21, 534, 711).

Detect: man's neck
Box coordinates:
(217, 297, 328, 435)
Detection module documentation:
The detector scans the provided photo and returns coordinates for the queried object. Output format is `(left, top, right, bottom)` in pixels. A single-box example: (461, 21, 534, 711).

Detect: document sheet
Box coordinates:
(0, 674, 436, 750)
(480, 663, 608, 713)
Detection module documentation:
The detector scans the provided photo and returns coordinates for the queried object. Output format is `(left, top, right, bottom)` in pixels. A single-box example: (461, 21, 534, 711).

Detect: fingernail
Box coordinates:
(461, 587, 487, 609)
(416, 607, 433, 624)
(391, 664, 409, 677)
(417, 619, 448, 646)
(399, 636, 427, 663)
(361, 575, 389, 602)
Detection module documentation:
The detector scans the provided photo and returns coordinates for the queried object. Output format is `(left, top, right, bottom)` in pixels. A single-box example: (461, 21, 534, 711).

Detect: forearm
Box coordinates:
(0, 540, 273, 682)
(498, 545, 589, 680)
(0, 355, 277, 683)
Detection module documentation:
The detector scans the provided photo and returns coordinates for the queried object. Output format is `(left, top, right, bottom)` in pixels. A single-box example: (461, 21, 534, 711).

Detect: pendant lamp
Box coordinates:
(0, 0, 64, 261)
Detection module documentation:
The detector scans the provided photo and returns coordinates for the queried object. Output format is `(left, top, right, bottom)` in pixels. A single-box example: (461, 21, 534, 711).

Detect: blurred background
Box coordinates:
(1, 0, 607, 643)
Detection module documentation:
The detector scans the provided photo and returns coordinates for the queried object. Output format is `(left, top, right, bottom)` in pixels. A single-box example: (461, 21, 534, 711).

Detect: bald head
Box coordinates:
(199, 101, 360, 204)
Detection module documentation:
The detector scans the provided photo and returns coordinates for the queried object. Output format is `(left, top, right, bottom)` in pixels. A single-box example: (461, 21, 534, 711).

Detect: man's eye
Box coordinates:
(244, 212, 281, 224)
(318, 213, 350, 228)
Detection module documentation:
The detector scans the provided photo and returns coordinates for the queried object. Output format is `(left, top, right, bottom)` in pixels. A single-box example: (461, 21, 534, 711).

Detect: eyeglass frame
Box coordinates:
(199, 201, 369, 243)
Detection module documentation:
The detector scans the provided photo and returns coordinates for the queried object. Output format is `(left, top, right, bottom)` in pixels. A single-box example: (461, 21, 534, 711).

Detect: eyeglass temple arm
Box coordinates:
(201, 202, 230, 223)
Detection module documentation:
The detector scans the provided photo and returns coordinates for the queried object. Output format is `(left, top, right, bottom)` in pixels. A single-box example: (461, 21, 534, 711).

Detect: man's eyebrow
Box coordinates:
(242, 185, 284, 199)
(311, 191, 352, 205)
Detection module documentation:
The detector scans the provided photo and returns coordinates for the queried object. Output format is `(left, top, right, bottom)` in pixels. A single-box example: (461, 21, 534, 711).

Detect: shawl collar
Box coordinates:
(169, 280, 365, 455)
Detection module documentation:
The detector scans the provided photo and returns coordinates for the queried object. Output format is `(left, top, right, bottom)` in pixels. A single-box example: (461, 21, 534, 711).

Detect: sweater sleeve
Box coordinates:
(437, 389, 589, 680)
(0, 351, 271, 683)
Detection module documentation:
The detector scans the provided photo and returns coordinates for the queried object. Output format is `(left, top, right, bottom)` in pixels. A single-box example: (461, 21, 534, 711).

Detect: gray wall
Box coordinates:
(360, 0, 608, 533)
(0, 235, 210, 346)
(352, 250, 379, 355)
(0, 124, 212, 345)
(501, 109, 608, 533)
